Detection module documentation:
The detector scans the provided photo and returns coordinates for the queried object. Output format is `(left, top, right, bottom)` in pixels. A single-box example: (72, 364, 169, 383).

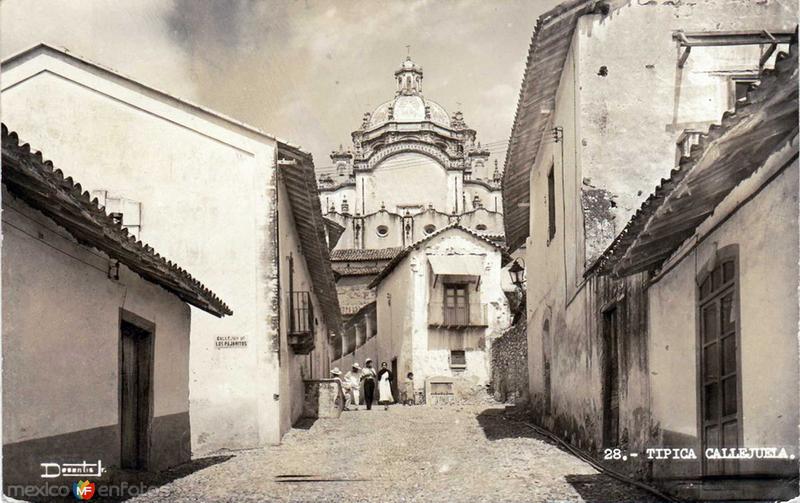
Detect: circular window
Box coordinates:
(476, 224, 487, 231)
(424, 224, 436, 235)
(376, 225, 389, 237)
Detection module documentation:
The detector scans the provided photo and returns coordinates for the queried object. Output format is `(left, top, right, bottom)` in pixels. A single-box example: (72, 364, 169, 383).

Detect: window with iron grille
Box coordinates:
(443, 283, 469, 325)
(450, 350, 466, 368)
(290, 291, 313, 335)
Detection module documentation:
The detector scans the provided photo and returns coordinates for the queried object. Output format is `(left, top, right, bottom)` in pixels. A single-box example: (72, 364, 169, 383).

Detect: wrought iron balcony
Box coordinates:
(427, 302, 488, 328)
(288, 291, 315, 354)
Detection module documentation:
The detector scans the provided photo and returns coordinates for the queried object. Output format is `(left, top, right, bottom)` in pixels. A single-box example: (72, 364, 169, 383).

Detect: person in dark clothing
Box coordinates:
(361, 358, 377, 410)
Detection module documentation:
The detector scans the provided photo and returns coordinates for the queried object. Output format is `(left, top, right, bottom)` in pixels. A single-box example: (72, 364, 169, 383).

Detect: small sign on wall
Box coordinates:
(215, 336, 248, 349)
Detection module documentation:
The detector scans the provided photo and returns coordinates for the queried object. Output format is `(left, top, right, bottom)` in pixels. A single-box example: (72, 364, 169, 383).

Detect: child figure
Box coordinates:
(403, 372, 415, 406)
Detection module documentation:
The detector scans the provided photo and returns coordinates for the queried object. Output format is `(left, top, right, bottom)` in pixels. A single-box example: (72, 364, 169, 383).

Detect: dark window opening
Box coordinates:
(547, 165, 556, 243)
(450, 350, 466, 368)
(734, 79, 758, 103)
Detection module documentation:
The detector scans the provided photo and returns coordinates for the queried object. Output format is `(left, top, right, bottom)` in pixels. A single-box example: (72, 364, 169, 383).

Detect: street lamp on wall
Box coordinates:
(508, 258, 526, 288)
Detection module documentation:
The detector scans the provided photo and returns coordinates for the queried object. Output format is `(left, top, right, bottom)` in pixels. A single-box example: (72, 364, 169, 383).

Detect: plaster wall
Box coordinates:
(277, 178, 332, 436)
(1, 53, 282, 452)
(377, 231, 510, 397)
(362, 153, 449, 215)
(331, 336, 378, 376)
(463, 183, 502, 213)
(2, 191, 191, 484)
(320, 185, 355, 215)
(524, 0, 794, 467)
(575, 0, 795, 262)
(461, 207, 504, 232)
(525, 28, 650, 461)
(375, 261, 413, 382)
(648, 160, 799, 479)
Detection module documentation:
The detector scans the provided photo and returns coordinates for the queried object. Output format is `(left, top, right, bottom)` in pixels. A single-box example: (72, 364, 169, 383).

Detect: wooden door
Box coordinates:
(120, 321, 152, 470)
(542, 320, 552, 415)
(700, 259, 739, 476)
(391, 358, 399, 402)
(602, 307, 620, 448)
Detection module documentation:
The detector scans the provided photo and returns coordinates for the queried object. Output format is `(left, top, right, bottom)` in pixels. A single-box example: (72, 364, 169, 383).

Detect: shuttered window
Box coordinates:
(699, 256, 740, 476)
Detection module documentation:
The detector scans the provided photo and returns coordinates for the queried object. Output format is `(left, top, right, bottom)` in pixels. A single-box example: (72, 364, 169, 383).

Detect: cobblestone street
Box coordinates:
(129, 404, 665, 503)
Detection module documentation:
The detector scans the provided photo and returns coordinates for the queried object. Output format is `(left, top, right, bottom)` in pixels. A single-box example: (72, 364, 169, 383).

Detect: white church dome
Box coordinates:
(365, 55, 451, 129)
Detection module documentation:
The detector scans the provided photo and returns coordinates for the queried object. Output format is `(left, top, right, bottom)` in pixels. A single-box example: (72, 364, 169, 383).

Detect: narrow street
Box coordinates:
(129, 404, 665, 503)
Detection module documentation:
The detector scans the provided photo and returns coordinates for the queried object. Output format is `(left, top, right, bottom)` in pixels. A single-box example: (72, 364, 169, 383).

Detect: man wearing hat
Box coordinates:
(330, 367, 349, 411)
(361, 359, 377, 410)
(344, 363, 362, 410)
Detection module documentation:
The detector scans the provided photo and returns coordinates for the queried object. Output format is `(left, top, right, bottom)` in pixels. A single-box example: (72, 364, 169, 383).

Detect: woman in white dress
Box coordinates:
(376, 361, 394, 410)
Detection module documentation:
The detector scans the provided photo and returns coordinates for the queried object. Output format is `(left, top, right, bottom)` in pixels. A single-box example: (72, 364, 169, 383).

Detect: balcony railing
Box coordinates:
(289, 291, 315, 354)
(428, 302, 488, 328)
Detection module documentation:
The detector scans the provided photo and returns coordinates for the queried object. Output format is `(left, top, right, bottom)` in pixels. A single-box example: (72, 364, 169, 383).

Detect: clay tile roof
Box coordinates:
(502, 0, 601, 253)
(594, 42, 798, 277)
(277, 149, 343, 334)
(2, 124, 232, 317)
(332, 264, 385, 276)
(330, 247, 404, 262)
(367, 223, 509, 289)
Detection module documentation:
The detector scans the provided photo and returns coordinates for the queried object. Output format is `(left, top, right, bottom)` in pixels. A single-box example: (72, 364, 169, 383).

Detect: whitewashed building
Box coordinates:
(501, 0, 796, 499)
(599, 45, 798, 500)
(340, 225, 511, 402)
(1, 44, 341, 453)
(2, 125, 230, 490)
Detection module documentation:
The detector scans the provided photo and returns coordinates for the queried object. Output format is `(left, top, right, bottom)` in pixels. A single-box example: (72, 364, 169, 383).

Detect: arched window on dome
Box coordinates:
(406, 76, 412, 90)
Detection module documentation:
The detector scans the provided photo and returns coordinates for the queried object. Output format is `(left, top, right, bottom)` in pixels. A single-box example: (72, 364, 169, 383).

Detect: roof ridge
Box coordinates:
(1, 123, 232, 317)
(367, 223, 508, 289)
(2, 43, 308, 155)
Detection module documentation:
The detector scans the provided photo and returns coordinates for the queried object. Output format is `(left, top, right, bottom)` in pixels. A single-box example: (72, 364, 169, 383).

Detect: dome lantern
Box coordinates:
(394, 55, 423, 96)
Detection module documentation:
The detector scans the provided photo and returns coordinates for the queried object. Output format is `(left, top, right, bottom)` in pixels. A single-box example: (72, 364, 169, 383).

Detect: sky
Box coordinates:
(1, 0, 561, 170)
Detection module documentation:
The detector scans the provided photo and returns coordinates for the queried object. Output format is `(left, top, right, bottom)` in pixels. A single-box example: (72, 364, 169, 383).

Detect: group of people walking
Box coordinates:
(331, 359, 415, 411)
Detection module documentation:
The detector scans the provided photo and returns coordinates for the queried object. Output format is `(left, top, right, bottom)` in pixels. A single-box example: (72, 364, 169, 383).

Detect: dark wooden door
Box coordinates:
(120, 321, 152, 470)
(542, 320, 552, 415)
(391, 358, 398, 402)
(700, 259, 739, 476)
(602, 307, 620, 448)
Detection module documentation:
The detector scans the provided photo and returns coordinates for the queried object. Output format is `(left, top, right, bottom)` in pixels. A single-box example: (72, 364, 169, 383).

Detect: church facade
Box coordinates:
(320, 57, 512, 402)
(318, 56, 505, 251)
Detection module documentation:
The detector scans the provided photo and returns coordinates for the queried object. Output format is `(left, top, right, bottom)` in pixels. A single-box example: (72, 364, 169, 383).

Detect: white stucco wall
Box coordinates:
(575, 0, 795, 260)
(1, 49, 283, 452)
(3, 190, 190, 473)
(367, 153, 450, 215)
(648, 155, 799, 478)
(277, 177, 332, 435)
(376, 230, 510, 397)
(524, 0, 795, 455)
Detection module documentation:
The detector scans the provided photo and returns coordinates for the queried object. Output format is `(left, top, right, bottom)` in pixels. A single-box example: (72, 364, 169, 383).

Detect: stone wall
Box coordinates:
(490, 316, 528, 404)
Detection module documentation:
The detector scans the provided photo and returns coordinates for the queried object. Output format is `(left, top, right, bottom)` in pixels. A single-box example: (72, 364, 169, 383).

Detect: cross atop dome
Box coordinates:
(395, 53, 423, 96)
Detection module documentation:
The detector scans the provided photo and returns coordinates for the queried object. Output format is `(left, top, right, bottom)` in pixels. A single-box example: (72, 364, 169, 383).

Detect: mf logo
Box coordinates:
(72, 480, 96, 500)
